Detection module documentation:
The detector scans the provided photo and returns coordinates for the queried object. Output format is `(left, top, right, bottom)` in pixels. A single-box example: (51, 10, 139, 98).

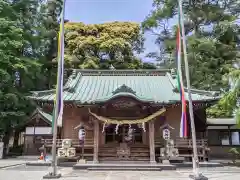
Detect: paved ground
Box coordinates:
(0, 165, 240, 180)
(0, 159, 28, 168)
(1, 158, 240, 180)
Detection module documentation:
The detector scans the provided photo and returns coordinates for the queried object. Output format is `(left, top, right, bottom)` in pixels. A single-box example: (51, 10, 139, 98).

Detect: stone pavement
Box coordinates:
(0, 165, 240, 180)
(0, 159, 28, 169)
(178, 166, 240, 180)
(0, 156, 40, 169)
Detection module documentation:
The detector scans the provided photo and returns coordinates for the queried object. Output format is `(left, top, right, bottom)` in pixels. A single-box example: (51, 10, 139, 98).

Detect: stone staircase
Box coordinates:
(73, 163, 176, 171)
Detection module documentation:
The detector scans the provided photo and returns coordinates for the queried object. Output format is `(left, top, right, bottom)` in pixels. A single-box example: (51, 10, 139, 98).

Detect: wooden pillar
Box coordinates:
(228, 125, 232, 145)
(149, 120, 156, 163)
(142, 130, 147, 145)
(93, 120, 99, 163)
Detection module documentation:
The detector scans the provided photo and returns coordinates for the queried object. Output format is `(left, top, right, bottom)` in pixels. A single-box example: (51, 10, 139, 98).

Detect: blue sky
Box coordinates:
(65, 0, 158, 62)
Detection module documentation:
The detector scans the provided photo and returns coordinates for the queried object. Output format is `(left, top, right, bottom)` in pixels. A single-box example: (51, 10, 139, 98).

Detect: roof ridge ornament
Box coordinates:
(112, 84, 136, 95)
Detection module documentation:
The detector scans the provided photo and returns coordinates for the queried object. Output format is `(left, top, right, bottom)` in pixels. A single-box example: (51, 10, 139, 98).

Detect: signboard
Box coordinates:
(162, 129, 170, 140)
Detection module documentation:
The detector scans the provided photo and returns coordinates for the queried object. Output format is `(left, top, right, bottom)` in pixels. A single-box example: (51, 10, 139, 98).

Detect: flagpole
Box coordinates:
(52, 0, 66, 175)
(43, 0, 65, 179)
(178, 0, 207, 179)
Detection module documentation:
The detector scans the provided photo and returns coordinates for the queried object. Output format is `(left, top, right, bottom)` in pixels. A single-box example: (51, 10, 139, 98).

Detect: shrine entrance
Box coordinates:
(102, 124, 147, 161)
(105, 124, 143, 144)
(89, 106, 166, 162)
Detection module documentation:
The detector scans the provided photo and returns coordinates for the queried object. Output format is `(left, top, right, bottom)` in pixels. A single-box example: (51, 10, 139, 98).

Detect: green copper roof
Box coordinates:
(38, 109, 52, 123)
(29, 69, 220, 104)
(30, 108, 63, 127)
(28, 108, 53, 125)
(34, 108, 52, 123)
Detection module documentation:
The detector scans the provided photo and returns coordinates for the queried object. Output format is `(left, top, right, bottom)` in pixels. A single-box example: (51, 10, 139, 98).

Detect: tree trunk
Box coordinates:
(2, 131, 11, 158)
(13, 130, 20, 148)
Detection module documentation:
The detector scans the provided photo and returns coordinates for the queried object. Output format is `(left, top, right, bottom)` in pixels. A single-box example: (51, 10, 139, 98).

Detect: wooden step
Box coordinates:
(131, 149, 149, 151)
(75, 153, 93, 157)
(73, 163, 176, 171)
(99, 151, 116, 153)
(130, 158, 150, 160)
(130, 154, 149, 157)
(98, 154, 117, 157)
(131, 150, 149, 153)
(99, 157, 150, 161)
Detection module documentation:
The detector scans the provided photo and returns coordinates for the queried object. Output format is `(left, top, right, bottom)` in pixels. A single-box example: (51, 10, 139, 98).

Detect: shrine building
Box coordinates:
(27, 69, 221, 162)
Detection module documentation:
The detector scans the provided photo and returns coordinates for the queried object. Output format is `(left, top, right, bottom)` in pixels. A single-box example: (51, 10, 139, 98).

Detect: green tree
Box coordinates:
(142, 0, 239, 91)
(38, 0, 63, 89)
(207, 67, 239, 119)
(142, 0, 240, 118)
(64, 22, 145, 69)
(0, 0, 41, 154)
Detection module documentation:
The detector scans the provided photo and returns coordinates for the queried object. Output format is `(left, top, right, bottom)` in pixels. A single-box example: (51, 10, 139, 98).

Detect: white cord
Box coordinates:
(102, 123, 106, 133)
(115, 124, 119, 134)
(142, 122, 146, 132)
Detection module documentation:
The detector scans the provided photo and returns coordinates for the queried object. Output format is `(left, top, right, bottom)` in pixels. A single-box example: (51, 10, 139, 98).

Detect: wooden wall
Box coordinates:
(61, 104, 208, 146)
(62, 107, 94, 144)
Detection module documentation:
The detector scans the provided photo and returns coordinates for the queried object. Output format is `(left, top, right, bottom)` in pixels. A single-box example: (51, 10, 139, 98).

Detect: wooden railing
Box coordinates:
(174, 138, 209, 161)
(175, 138, 208, 148)
(41, 138, 94, 148)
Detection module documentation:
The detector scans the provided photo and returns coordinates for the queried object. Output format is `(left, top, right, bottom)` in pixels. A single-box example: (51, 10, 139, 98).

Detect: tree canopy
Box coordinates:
(142, 0, 240, 119)
(63, 21, 148, 69)
(0, 0, 43, 150)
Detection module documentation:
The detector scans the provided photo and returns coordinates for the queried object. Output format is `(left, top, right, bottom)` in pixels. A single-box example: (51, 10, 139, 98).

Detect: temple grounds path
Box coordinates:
(0, 164, 240, 180)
